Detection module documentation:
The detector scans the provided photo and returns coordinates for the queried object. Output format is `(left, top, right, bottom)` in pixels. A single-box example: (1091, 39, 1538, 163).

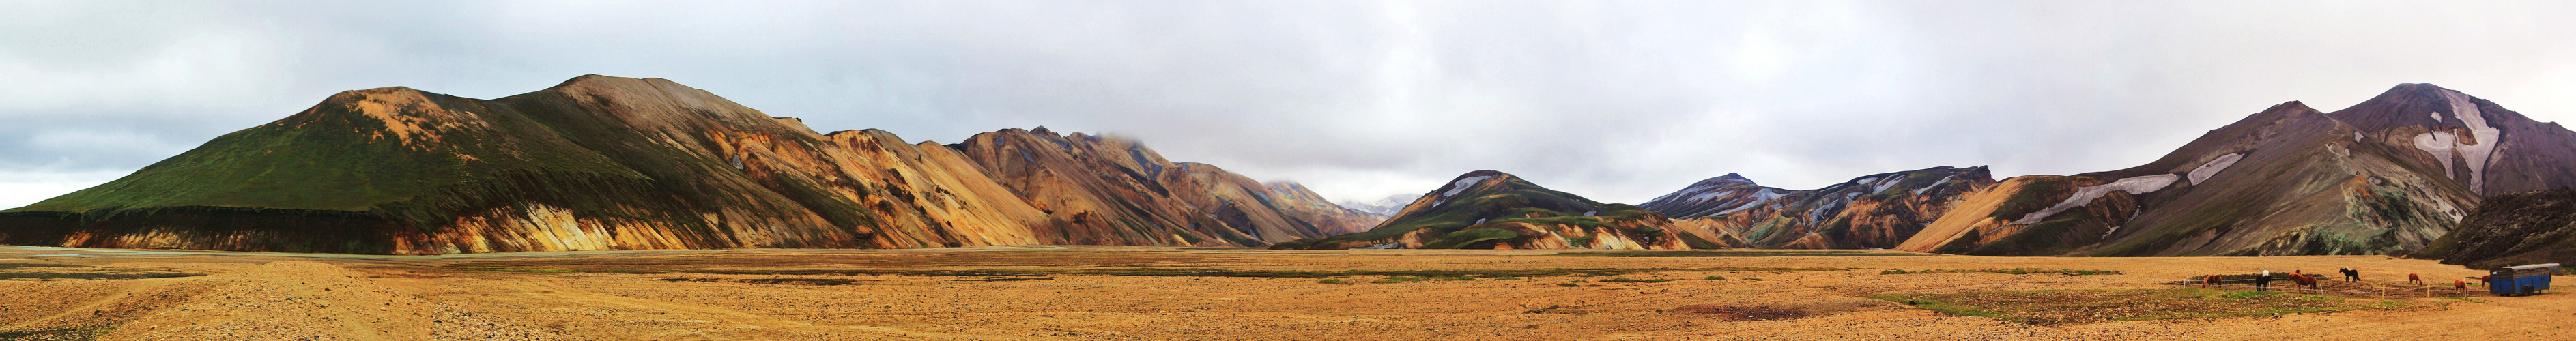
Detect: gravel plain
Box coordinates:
(0, 246, 2568, 340)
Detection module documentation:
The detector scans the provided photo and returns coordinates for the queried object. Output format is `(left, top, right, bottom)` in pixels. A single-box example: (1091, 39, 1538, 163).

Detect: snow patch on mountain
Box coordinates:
(1688, 190, 1736, 203)
(2444, 89, 2502, 193)
(1870, 175, 1905, 193)
(1702, 188, 1787, 217)
(2409, 89, 2503, 194)
(2416, 132, 2461, 179)
(1429, 175, 1495, 207)
(2012, 174, 2181, 224)
(2187, 153, 2244, 186)
(1913, 176, 1955, 195)
(1444, 176, 1492, 198)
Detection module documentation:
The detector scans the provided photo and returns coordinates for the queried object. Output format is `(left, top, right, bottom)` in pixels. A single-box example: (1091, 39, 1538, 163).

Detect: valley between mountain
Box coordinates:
(3, 246, 2568, 340)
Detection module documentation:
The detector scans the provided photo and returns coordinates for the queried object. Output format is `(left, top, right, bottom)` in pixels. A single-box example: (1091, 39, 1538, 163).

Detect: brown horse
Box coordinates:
(2408, 273, 2423, 285)
(2288, 273, 2321, 293)
(2203, 274, 2222, 288)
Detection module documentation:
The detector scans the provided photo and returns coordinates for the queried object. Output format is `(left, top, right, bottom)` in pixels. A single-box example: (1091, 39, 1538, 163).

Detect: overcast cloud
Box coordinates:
(5, 1, 2576, 209)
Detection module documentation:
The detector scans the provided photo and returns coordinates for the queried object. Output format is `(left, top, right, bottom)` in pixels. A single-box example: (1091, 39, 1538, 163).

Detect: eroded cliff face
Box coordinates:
(0, 75, 1375, 254)
(1278, 170, 1689, 250)
(1640, 166, 1996, 250)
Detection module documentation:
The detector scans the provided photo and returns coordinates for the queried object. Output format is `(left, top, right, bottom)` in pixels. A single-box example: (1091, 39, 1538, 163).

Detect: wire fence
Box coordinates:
(2160, 278, 2496, 299)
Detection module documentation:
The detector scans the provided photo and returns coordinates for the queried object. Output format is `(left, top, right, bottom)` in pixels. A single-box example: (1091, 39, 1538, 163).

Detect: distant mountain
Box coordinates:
(1274, 170, 1695, 250)
(0, 75, 1376, 254)
(1640, 166, 1994, 250)
(1902, 84, 2576, 256)
(1336, 193, 1422, 218)
(2411, 188, 2576, 269)
(947, 128, 1382, 246)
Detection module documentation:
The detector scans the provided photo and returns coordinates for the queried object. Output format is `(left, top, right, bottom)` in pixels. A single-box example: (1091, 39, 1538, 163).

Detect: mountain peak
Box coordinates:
(287, 86, 489, 148)
(1680, 173, 1756, 187)
(1454, 169, 1515, 180)
(2329, 83, 2495, 127)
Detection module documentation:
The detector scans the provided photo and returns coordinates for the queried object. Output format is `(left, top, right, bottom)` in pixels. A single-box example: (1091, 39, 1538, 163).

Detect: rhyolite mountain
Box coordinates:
(1272, 170, 1698, 250)
(2412, 188, 2576, 269)
(1897, 83, 2576, 256)
(0, 75, 1377, 254)
(1640, 166, 1996, 250)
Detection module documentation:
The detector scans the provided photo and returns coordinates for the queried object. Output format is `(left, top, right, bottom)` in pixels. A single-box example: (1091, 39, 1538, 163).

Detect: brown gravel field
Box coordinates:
(1, 246, 2569, 340)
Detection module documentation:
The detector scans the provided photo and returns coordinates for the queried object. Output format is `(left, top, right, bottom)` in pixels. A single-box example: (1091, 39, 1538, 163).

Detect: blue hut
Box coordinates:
(2490, 263, 2558, 296)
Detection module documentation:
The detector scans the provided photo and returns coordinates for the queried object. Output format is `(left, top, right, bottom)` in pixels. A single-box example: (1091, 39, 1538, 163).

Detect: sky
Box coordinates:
(5, 1, 2576, 209)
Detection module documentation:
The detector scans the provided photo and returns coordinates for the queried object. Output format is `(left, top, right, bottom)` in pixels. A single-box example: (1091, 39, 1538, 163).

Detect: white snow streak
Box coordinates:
(1913, 176, 1954, 195)
(1444, 176, 1493, 198)
(2186, 153, 2244, 186)
(2414, 132, 2460, 179)
(2410, 89, 2502, 194)
(1702, 189, 1787, 217)
(1688, 190, 1735, 203)
(2012, 174, 2181, 224)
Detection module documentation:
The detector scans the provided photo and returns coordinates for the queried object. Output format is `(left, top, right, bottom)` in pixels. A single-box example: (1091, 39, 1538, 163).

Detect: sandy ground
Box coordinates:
(0, 246, 2569, 340)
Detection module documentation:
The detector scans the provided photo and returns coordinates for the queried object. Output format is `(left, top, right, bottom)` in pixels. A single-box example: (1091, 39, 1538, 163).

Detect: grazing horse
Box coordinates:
(2288, 273, 2321, 293)
(2203, 274, 2222, 288)
(2409, 273, 2423, 285)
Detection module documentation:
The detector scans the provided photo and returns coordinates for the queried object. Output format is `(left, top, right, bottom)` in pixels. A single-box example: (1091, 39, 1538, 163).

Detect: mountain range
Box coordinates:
(12, 78, 2576, 264)
(1308, 83, 2576, 262)
(1274, 170, 1692, 250)
(0, 75, 1377, 254)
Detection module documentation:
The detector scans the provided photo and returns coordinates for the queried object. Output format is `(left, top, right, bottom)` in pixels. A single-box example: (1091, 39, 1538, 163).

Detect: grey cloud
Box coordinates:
(4, 1, 2575, 209)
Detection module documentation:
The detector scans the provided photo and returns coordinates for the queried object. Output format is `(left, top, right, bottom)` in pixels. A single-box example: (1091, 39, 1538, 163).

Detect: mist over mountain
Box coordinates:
(1336, 193, 1423, 218)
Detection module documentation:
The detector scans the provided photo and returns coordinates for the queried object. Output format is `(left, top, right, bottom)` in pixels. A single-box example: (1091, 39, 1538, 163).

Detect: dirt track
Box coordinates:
(1, 246, 2569, 340)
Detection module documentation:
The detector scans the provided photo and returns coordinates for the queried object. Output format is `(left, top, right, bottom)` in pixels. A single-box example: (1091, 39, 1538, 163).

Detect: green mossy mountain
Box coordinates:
(1274, 170, 1689, 250)
(0, 75, 1377, 254)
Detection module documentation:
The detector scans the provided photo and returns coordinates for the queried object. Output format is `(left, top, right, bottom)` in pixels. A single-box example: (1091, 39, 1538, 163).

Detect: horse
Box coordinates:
(2203, 274, 2222, 288)
(2408, 273, 2423, 285)
(2287, 273, 2321, 293)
